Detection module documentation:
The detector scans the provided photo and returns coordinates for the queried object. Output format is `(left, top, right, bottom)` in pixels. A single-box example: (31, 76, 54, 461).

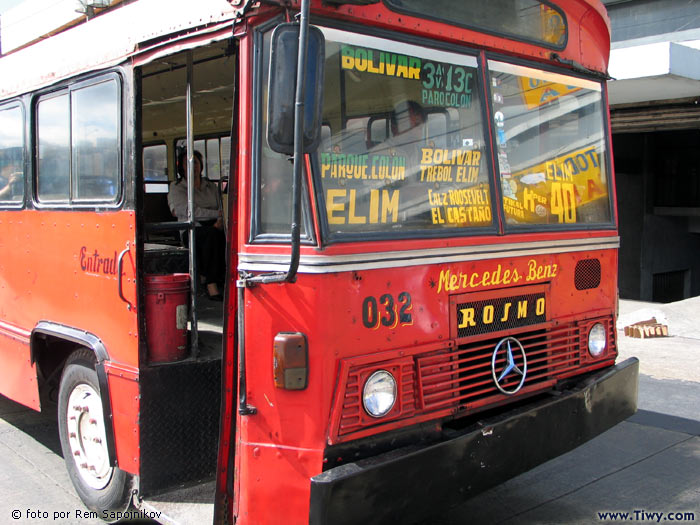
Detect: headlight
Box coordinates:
(362, 370, 397, 418)
(588, 323, 607, 357)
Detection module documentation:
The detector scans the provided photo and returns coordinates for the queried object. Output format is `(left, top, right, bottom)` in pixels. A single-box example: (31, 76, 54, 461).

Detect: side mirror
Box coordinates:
(267, 23, 325, 155)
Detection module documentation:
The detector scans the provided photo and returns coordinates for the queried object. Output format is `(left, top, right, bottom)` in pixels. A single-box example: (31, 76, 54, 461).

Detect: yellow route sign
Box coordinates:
(518, 77, 581, 109)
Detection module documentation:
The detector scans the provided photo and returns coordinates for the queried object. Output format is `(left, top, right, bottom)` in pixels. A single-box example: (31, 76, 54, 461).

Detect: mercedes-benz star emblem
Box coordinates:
(491, 337, 527, 395)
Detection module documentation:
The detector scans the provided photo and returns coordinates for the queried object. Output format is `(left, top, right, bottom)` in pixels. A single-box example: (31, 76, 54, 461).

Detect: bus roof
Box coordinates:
(0, 0, 611, 101)
(0, 0, 241, 100)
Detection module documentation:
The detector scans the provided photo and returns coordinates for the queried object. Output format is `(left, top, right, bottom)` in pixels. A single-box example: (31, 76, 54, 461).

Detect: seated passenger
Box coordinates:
(369, 100, 428, 222)
(168, 150, 226, 301)
(390, 100, 426, 139)
(371, 100, 426, 169)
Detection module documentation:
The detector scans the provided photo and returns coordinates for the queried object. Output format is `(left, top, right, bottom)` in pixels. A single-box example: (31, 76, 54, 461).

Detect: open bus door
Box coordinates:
(132, 34, 239, 519)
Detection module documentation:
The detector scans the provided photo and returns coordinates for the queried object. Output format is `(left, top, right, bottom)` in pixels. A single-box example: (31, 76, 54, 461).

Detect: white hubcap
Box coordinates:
(66, 383, 113, 489)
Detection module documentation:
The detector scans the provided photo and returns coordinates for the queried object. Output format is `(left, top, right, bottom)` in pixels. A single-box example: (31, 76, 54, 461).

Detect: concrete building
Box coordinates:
(605, 0, 700, 302)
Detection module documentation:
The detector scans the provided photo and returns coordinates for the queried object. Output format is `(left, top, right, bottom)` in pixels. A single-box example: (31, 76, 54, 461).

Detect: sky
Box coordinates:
(0, 0, 24, 15)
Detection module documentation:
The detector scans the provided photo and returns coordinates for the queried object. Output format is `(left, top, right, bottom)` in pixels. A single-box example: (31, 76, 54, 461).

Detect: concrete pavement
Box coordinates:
(0, 397, 104, 525)
(616, 297, 699, 421)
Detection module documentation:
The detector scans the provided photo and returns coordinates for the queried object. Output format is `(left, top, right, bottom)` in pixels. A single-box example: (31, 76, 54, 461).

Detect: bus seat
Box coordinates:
(144, 181, 180, 245)
(143, 181, 188, 274)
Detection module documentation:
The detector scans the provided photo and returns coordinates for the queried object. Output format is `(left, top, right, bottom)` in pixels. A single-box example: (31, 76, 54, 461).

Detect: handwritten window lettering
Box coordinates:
(316, 33, 493, 237)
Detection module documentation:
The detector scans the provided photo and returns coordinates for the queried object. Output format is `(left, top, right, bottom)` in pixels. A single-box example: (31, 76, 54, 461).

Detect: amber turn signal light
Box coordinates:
(273, 332, 308, 390)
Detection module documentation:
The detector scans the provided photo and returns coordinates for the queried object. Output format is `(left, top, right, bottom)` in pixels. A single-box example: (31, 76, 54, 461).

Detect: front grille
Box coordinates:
(338, 360, 417, 437)
(329, 316, 615, 444)
(418, 323, 580, 412)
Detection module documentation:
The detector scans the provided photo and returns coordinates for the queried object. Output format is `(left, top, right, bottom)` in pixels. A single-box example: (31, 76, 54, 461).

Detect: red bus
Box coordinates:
(0, 0, 638, 523)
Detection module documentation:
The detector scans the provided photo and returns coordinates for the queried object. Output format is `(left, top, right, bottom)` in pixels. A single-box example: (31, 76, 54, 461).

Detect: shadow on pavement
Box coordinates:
(0, 394, 62, 456)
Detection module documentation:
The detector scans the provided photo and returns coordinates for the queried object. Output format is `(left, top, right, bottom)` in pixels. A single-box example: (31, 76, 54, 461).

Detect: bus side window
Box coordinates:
(0, 105, 24, 204)
(72, 81, 120, 201)
(37, 93, 71, 202)
(143, 144, 168, 182)
(37, 78, 121, 204)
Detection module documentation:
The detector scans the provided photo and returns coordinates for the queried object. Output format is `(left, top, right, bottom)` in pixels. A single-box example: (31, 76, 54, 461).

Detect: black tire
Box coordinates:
(57, 349, 134, 519)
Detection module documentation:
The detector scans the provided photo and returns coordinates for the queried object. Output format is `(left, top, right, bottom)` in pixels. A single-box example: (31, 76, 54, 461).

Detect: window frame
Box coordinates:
(0, 100, 27, 209)
(33, 72, 124, 209)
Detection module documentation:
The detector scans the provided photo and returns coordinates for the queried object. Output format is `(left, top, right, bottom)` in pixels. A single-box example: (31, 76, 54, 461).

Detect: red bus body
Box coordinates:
(0, 0, 637, 523)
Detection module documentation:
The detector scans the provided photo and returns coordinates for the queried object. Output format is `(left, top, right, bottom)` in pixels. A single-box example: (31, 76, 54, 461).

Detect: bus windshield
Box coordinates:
(312, 28, 613, 241)
(314, 29, 494, 239)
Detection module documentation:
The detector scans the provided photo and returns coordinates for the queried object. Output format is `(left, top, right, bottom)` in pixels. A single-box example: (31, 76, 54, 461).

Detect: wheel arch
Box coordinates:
(31, 321, 110, 364)
(30, 321, 117, 468)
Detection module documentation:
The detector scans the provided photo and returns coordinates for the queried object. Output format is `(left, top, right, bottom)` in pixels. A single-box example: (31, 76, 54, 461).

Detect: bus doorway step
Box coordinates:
(136, 480, 215, 525)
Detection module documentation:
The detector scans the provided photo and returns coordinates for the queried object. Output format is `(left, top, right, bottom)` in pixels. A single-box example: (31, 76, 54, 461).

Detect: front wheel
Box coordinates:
(58, 350, 133, 518)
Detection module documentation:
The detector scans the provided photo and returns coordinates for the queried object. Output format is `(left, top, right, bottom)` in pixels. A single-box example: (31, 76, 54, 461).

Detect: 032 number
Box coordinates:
(362, 292, 413, 329)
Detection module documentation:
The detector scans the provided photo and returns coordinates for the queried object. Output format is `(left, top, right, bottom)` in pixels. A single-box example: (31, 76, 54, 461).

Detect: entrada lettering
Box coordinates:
(79, 247, 118, 276)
